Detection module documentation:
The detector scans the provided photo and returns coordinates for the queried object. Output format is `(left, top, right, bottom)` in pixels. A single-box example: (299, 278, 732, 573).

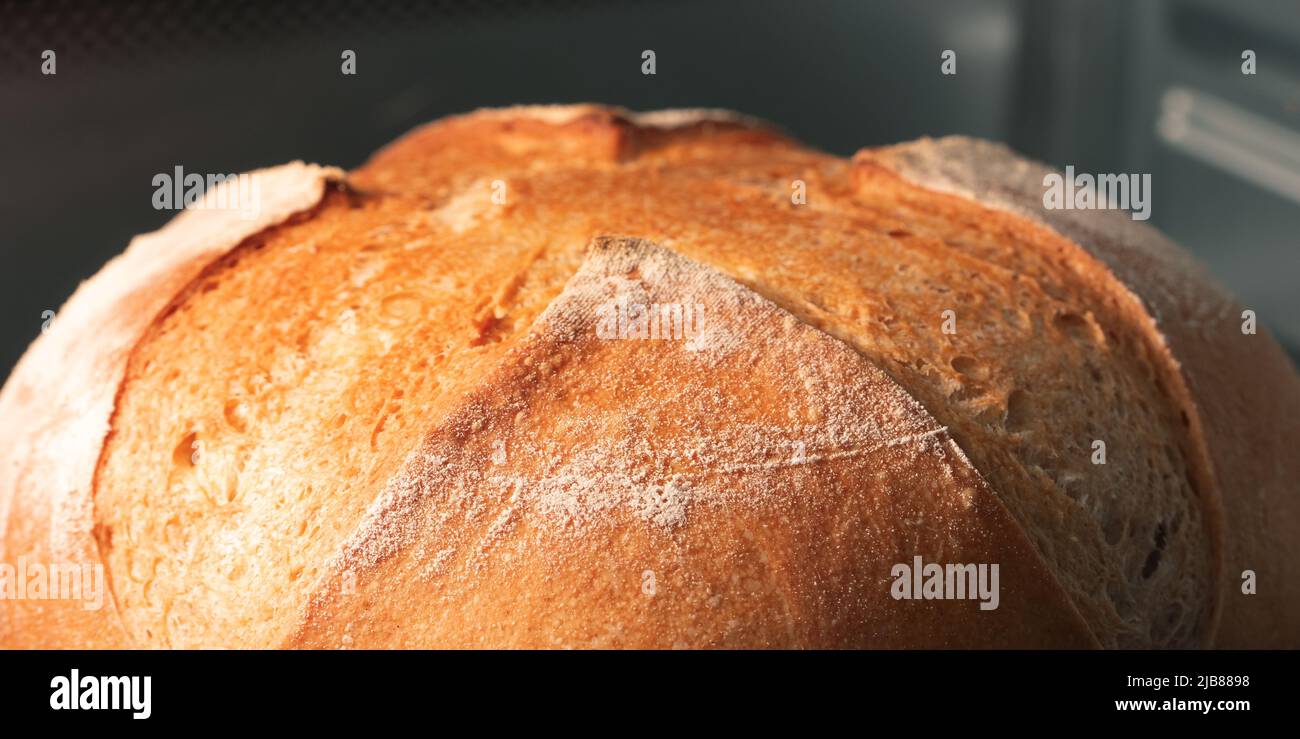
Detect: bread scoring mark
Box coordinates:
(0, 161, 340, 647)
(318, 235, 933, 566)
(84, 165, 344, 646)
(8, 104, 1286, 648)
(855, 137, 1222, 647)
(291, 237, 1097, 648)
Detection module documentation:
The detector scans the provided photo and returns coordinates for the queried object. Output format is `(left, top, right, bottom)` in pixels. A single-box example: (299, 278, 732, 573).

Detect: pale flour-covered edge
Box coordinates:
(0, 162, 342, 646)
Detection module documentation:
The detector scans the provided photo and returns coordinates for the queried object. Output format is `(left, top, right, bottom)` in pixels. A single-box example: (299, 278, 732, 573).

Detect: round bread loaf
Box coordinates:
(1, 105, 1296, 648)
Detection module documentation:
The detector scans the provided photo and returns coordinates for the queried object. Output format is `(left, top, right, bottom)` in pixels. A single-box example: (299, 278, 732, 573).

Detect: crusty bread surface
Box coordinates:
(1, 105, 1296, 648)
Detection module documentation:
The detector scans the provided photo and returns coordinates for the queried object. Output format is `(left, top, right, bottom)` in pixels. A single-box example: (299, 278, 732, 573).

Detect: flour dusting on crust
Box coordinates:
(320, 237, 968, 595)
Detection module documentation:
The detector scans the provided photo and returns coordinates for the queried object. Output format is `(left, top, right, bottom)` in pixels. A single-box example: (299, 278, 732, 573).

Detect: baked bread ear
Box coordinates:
(0, 162, 342, 648)
(856, 138, 1300, 648)
(1, 105, 1295, 648)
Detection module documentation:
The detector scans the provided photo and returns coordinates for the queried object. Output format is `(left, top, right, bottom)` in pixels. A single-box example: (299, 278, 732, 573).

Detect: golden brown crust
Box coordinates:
(858, 137, 1300, 647)
(2, 106, 1294, 648)
(289, 237, 1096, 648)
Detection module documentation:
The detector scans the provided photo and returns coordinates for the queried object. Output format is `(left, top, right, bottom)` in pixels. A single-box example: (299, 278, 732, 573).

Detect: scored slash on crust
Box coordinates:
(293, 236, 1097, 648)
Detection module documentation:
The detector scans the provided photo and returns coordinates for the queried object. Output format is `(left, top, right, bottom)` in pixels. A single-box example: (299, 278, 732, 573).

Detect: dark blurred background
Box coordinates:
(2, 0, 1298, 376)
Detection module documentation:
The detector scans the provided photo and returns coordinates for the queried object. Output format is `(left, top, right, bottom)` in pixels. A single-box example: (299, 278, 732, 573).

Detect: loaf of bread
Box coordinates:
(1, 105, 1296, 648)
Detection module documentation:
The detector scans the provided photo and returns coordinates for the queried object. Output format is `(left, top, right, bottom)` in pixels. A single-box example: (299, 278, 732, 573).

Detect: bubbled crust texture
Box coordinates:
(2, 105, 1296, 648)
